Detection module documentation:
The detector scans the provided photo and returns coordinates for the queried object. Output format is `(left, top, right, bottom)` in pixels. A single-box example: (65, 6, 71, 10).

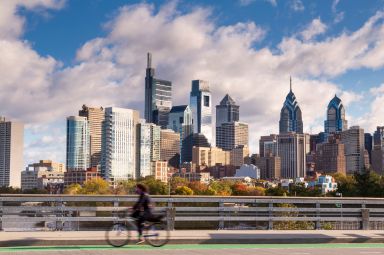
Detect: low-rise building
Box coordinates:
(172, 172, 211, 184)
(21, 160, 65, 192)
(308, 175, 338, 194)
(64, 167, 100, 187)
(234, 164, 260, 179)
(153, 161, 169, 183)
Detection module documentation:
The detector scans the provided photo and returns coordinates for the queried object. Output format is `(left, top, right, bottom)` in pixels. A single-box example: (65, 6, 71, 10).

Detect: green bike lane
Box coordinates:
(1, 243, 384, 253)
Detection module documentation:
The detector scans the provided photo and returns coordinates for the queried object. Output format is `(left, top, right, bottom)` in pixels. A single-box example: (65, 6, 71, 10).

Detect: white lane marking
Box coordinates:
(359, 252, 383, 254)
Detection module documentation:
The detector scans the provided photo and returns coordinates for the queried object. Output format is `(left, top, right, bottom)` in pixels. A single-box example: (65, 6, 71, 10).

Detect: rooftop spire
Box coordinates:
(147, 52, 152, 68)
(290, 76, 292, 92)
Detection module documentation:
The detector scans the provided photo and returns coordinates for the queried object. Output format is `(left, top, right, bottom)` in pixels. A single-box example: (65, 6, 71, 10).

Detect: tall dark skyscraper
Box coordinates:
(144, 52, 172, 128)
(324, 95, 348, 134)
(365, 133, 373, 164)
(216, 94, 239, 127)
(372, 126, 384, 174)
(279, 77, 303, 134)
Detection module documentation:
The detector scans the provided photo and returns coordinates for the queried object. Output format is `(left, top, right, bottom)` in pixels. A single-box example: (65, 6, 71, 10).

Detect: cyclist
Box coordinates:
(131, 183, 153, 244)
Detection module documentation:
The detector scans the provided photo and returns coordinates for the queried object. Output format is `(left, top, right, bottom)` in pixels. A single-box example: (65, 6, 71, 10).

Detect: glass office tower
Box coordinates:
(190, 80, 213, 145)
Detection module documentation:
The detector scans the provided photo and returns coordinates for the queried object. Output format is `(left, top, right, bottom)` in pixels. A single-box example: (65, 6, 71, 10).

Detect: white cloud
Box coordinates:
(239, 0, 277, 7)
(2, 2, 384, 163)
(332, 0, 344, 24)
(355, 84, 384, 133)
(290, 0, 304, 12)
(300, 18, 327, 41)
(0, 0, 65, 40)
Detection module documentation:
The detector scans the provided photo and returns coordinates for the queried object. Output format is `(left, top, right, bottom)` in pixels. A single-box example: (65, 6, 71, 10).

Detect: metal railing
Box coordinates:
(0, 194, 383, 231)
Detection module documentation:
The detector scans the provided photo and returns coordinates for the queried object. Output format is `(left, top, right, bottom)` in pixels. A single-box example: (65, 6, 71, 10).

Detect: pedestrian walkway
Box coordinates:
(1, 244, 384, 255)
(0, 230, 384, 247)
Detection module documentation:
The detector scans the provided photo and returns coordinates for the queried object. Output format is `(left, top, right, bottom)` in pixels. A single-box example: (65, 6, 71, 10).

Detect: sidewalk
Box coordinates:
(0, 230, 384, 247)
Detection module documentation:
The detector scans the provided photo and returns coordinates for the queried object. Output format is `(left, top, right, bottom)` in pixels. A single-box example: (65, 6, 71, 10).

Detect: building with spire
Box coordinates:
(144, 52, 172, 129)
(216, 94, 239, 127)
(324, 95, 348, 134)
(279, 77, 303, 134)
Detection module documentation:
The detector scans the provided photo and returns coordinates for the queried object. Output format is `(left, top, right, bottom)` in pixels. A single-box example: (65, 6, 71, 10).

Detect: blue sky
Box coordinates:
(1, 0, 384, 165)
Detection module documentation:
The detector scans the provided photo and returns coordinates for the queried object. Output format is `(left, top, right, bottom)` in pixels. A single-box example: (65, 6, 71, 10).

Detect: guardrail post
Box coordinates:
(0, 200, 3, 231)
(166, 199, 175, 231)
(268, 202, 273, 230)
(315, 202, 320, 230)
(113, 200, 119, 221)
(361, 208, 370, 230)
(55, 200, 63, 231)
(219, 200, 224, 229)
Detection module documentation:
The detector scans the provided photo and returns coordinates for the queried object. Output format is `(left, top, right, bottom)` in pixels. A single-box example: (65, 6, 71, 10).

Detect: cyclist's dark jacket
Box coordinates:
(132, 193, 152, 218)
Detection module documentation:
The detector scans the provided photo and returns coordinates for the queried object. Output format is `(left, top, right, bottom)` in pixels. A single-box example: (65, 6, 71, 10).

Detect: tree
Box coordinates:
(231, 182, 248, 196)
(354, 169, 383, 197)
(0, 186, 21, 194)
(289, 183, 322, 197)
(170, 176, 189, 194)
(246, 186, 265, 196)
(64, 183, 82, 195)
(174, 186, 194, 195)
(80, 178, 110, 195)
(266, 186, 286, 196)
(113, 179, 137, 195)
(141, 176, 168, 195)
(209, 180, 233, 196)
(333, 173, 357, 197)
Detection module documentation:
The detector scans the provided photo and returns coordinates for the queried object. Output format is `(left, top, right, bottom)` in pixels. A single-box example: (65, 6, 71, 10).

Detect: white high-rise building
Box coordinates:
(101, 107, 139, 183)
(0, 117, 24, 188)
(137, 121, 161, 178)
(190, 80, 213, 146)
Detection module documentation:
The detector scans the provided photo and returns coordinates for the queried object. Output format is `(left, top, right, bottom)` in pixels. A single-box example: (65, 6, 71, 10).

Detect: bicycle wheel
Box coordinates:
(106, 223, 131, 247)
(144, 221, 170, 247)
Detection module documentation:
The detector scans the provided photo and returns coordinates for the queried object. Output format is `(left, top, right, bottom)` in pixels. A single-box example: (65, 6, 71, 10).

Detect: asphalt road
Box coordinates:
(1, 244, 384, 255)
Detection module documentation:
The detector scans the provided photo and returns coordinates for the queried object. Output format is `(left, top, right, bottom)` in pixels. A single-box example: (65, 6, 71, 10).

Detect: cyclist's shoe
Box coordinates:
(135, 239, 145, 245)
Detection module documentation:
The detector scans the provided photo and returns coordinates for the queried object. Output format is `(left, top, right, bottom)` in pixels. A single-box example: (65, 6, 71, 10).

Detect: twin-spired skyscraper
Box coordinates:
(279, 78, 303, 134)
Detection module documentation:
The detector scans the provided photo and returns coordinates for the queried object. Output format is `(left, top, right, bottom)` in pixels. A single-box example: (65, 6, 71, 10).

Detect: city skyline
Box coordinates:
(0, 1, 383, 164)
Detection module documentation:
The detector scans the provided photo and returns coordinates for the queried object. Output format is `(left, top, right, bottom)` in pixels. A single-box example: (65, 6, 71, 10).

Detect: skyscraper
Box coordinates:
(137, 122, 161, 178)
(160, 129, 180, 169)
(324, 95, 348, 134)
(144, 53, 172, 128)
(216, 94, 239, 127)
(190, 80, 213, 145)
(168, 105, 193, 163)
(341, 126, 365, 174)
(66, 116, 90, 172)
(277, 133, 309, 178)
(259, 134, 278, 157)
(365, 133, 373, 165)
(372, 127, 384, 174)
(315, 135, 346, 175)
(79, 105, 104, 168)
(0, 117, 24, 187)
(216, 122, 249, 151)
(101, 107, 139, 183)
(279, 78, 303, 134)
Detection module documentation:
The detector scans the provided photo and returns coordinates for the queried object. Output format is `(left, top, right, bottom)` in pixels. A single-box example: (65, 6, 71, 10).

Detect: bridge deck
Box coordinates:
(1, 230, 384, 247)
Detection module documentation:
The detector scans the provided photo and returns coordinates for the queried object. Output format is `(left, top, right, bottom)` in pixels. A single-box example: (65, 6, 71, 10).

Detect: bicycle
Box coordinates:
(106, 211, 170, 247)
